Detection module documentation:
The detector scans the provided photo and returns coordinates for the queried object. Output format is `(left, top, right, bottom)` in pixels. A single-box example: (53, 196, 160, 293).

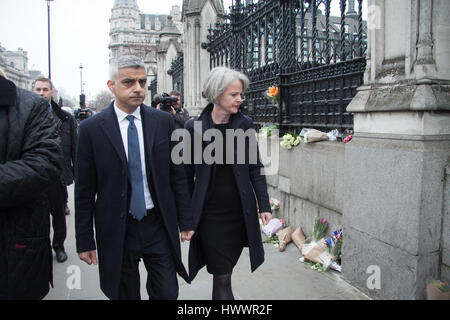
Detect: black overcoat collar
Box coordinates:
(195, 103, 247, 135)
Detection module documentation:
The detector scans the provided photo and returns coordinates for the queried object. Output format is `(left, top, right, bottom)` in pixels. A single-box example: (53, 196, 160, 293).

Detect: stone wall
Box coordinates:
(263, 133, 449, 300)
(339, 0, 450, 300)
(266, 141, 345, 241)
(442, 163, 450, 283)
(342, 134, 449, 299)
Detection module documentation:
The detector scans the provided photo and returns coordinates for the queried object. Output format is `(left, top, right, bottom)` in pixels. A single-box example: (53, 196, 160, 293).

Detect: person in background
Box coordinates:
(170, 90, 190, 129)
(33, 78, 77, 263)
(75, 55, 194, 300)
(0, 71, 61, 299)
(184, 67, 272, 300)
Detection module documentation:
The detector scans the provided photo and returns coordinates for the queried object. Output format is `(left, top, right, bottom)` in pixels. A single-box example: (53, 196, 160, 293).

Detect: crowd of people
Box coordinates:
(0, 55, 272, 300)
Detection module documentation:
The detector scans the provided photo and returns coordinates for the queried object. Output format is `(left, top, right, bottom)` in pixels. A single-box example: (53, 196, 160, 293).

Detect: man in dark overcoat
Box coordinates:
(75, 55, 194, 300)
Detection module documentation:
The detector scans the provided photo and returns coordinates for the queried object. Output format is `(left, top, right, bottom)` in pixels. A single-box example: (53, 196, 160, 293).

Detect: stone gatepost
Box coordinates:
(182, 0, 225, 116)
(343, 0, 450, 299)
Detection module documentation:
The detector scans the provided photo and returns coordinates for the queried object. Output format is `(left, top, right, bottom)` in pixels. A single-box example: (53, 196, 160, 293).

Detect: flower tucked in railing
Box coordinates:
(265, 85, 279, 104)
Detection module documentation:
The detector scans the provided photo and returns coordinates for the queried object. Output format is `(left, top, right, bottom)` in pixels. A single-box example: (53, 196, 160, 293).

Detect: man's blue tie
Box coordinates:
(126, 115, 146, 221)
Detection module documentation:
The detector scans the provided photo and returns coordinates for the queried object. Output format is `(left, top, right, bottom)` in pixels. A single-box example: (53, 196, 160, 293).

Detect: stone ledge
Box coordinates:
(348, 82, 450, 113)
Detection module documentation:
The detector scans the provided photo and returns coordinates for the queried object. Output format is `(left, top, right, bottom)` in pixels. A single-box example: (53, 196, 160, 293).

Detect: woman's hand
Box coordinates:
(260, 212, 272, 226)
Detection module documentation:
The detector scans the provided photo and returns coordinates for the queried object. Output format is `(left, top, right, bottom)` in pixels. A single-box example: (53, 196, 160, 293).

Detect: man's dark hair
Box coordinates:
(170, 90, 181, 96)
(33, 77, 54, 90)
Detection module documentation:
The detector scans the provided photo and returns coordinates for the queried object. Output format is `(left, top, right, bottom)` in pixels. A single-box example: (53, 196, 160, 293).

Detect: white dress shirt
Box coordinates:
(114, 103, 155, 210)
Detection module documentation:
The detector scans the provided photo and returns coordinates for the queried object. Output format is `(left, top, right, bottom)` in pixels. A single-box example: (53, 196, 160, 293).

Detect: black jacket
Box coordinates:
(184, 103, 271, 281)
(173, 106, 190, 129)
(0, 77, 62, 299)
(51, 100, 77, 186)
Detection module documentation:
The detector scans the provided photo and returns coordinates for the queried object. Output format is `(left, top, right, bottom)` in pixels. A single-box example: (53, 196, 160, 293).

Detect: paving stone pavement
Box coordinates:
(44, 185, 369, 300)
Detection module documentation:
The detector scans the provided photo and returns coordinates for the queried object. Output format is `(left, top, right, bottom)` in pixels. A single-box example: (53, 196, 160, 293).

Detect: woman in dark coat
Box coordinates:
(184, 67, 272, 300)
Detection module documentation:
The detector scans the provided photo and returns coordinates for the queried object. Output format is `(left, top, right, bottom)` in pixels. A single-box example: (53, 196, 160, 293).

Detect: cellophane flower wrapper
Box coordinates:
(304, 129, 329, 143)
(262, 218, 285, 238)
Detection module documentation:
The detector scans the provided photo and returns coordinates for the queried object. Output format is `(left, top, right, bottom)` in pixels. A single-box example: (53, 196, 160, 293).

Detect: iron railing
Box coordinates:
(167, 54, 184, 104)
(204, 0, 367, 133)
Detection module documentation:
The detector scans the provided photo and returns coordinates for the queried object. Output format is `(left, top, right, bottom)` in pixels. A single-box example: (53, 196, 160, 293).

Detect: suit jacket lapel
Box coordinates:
(100, 103, 127, 166)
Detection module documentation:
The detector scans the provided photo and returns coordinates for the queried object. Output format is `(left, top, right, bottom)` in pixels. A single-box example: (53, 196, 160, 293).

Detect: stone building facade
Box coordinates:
(182, 0, 225, 115)
(0, 43, 45, 90)
(108, 0, 182, 105)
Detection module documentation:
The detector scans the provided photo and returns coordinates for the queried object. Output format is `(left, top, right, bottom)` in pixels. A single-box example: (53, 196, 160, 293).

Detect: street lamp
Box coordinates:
(79, 64, 86, 108)
(46, 0, 54, 79)
(79, 64, 84, 94)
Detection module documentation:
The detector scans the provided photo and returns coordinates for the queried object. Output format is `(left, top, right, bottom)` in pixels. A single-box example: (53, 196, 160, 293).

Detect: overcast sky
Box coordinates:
(0, 0, 354, 101)
(0, 0, 231, 101)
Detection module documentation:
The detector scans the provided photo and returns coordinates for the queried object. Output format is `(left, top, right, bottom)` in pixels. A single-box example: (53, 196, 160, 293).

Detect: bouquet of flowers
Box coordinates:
(265, 85, 279, 104)
(303, 129, 329, 143)
(312, 218, 329, 242)
(426, 280, 450, 300)
(260, 124, 278, 138)
(324, 228, 343, 258)
(262, 218, 285, 238)
(269, 198, 280, 211)
(280, 133, 301, 149)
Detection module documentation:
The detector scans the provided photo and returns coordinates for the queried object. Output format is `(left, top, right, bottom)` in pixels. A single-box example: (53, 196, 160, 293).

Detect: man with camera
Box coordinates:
(153, 90, 190, 129)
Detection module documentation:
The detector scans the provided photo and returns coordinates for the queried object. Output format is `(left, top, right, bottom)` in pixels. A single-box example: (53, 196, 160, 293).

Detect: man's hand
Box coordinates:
(78, 250, 98, 265)
(260, 212, 272, 226)
(180, 230, 195, 242)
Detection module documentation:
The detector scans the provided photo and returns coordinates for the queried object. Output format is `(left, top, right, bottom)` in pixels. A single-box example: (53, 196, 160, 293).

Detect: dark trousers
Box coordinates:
(118, 209, 179, 300)
(47, 183, 67, 251)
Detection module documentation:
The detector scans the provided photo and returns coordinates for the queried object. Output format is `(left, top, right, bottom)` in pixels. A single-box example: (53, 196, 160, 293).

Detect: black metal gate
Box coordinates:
(149, 77, 158, 101)
(168, 54, 184, 104)
(204, 0, 367, 133)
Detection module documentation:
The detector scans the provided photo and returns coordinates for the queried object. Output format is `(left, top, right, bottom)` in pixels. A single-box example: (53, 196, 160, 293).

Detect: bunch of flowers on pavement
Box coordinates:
(426, 280, 450, 300)
(324, 228, 343, 259)
(261, 218, 286, 248)
(261, 218, 296, 252)
(296, 218, 344, 273)
(259, 214, 345, 273)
